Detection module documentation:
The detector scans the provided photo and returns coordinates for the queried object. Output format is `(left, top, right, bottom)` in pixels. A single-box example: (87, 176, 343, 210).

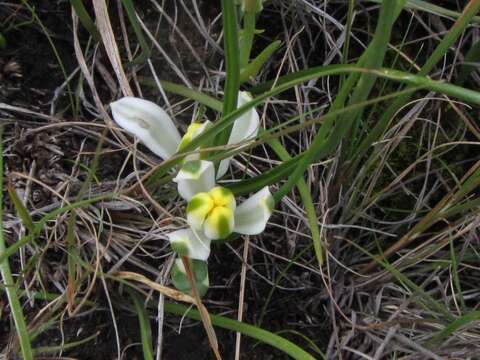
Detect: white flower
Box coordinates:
(110, 92, 259, 166)
(232, 186, 274, 235)
(111, 93, 268, 262)
(175, 160, 273, 241)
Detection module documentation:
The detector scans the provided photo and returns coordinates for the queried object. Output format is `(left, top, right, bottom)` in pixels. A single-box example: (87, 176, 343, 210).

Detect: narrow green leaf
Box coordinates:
(69, 0, 100, 41)
(139, 78, 223, 112)
(240, 40, 281, 83)
(164, 302, 316, 360)
(267, 139, 324, 265)
(121, 0, 152, 65)
(7, 185, 34, 233)
(429, 311, 480, 344)
(458, 41, 480, 84)
(33, 331, 100, 354)
(216, 0, 240, 146)
(239, 8, 256, 68)
(0, 127, 34, 360)
(129, 290, 154, 360)
(353, 0, 480, 165)
(369, 0, 480, 24)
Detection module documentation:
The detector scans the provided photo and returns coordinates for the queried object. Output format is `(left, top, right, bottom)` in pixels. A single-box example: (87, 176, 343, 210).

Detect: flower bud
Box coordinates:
(171, 258, 209, 297)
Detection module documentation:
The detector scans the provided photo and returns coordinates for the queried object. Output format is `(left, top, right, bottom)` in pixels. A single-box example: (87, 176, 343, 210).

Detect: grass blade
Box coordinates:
(429, 311, 480, 344)
(216, 0, 240, 146)
(7, 184, 34, 233)
(121, 0, 152, 65)
(129, 290, 154, 360)
(369, 0, 480, 24)
(69, 0, 100, 41)
(353, 0, 480, 165)
(0, 127, 33, 359)
(240, 40, 281, 83)
(0, 194, 113, 266)
(458, 40, 480, 84)
(164, 302, 316, 360)
(267, 139, 324, 265)
(139, 78, 223, 111)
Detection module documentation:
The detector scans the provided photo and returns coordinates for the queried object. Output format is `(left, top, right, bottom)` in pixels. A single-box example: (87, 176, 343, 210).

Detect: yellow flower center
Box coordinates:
(187, 186, 236, 239)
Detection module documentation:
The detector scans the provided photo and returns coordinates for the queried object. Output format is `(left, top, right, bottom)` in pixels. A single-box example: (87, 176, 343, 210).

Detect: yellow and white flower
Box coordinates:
(110, 92, 271, 263)
(175, 159, 274, 244)
(110, 91, 259, 167)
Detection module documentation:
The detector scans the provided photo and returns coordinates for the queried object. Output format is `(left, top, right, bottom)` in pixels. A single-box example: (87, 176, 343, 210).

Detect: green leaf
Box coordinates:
(121, 0, 152, 65)
(164, 302, 316, 360)
(458, 41, 480, 84)
(216, 0, 240, 146)
(0, 127, 34, 359)
(240, 40, 281, 83)
(429, 311, 480, 344)
(7, 185, 34, 233)
(129, 290, 154, 360)
(69, 0, 100, 41)
(369, 0, 480, 24)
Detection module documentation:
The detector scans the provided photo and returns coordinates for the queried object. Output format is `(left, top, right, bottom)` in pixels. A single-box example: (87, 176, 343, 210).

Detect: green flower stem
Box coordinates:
(239, 9, 256, 69)
(216, 0, 240, 147)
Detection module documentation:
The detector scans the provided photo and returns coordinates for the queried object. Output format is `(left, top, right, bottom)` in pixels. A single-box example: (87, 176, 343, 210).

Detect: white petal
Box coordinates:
(187, 192, 214, 230)
(173, 160, 216, 201)
(167, 228, 211, 261)
(110, 97, 181, 159)
(217, 158, 230, 180)
(234, 186, 274, 235)
(203, 206, 235, 240)
(217, 91, 260, 179)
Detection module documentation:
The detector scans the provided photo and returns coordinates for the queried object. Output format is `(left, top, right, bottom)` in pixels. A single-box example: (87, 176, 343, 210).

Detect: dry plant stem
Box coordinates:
(235, 236, 249, 360)
(66, 127, 108, 316)
(116, 271, 196, 304)
(181, 256, 222, 360)
(92, 0, 133, 96)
